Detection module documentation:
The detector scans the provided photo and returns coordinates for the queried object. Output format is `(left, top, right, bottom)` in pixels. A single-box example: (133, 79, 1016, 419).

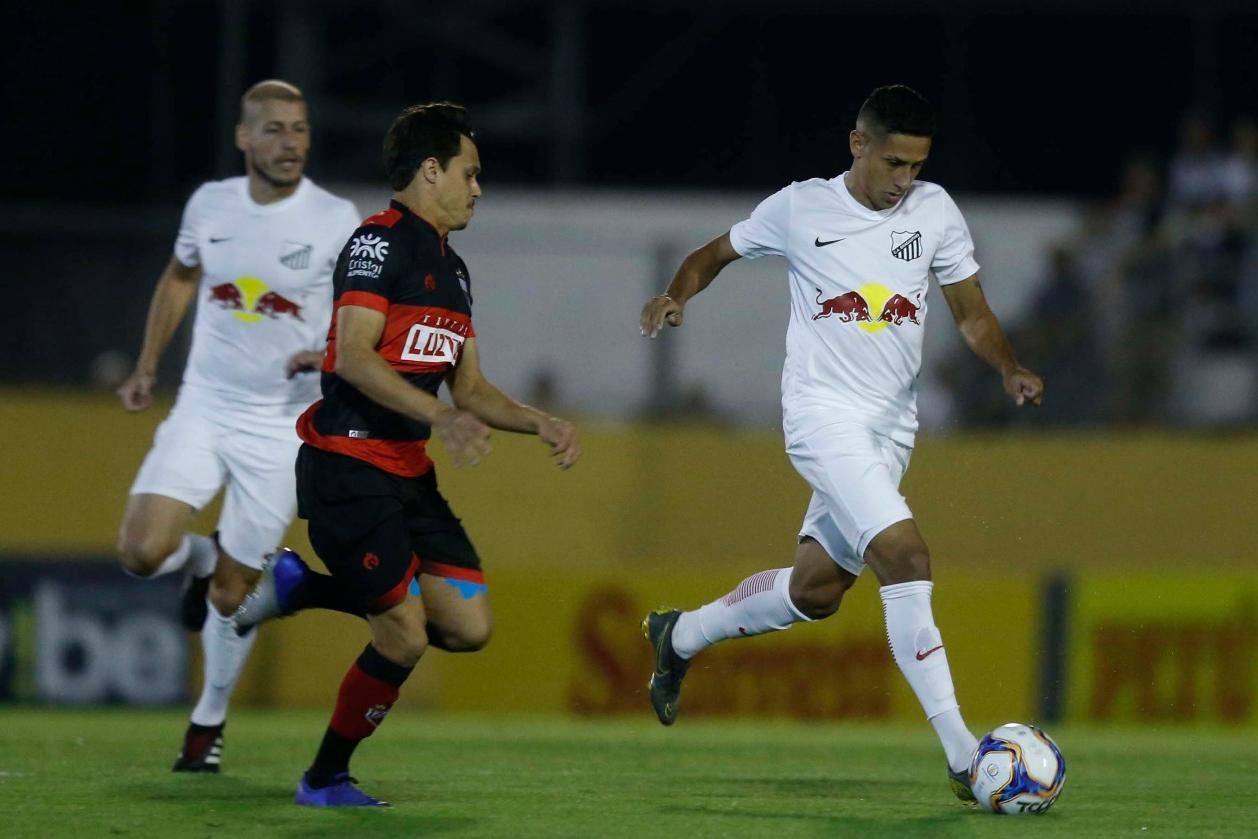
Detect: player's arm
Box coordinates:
(941, 274, 1043, 407)
(445, 338, 579, 469)
(335, 305, 492, 466)
(117, 257, 202, 412)
(640, 233, 742, 337)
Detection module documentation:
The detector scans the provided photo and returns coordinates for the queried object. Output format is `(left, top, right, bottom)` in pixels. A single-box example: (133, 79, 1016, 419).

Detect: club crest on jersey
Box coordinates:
(279, 240, 312, 270)
(348, 233, 389, 279)
(890, 230, 922, 261)
(350, 233, 389, 261)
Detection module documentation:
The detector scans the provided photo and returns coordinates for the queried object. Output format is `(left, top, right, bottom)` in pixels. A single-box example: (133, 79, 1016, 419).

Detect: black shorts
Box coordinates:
(296, 444, 483, 611)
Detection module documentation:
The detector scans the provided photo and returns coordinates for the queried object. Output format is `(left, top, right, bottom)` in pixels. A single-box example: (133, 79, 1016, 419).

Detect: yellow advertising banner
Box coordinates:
(247, 566, 1037, 725)
(1066, 573, 1258, 725)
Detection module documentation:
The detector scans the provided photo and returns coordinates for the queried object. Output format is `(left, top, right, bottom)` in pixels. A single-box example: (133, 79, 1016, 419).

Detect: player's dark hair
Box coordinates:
(384, 102, 475, 191)
(857, 85, 936, 138)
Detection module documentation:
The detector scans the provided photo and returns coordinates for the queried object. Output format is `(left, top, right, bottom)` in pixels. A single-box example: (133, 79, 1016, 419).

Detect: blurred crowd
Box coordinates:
(951, 113, 1258, 427)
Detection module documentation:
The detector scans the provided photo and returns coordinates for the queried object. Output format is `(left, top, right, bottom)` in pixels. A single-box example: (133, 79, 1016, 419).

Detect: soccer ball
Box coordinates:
(968, 722, 1066, 815)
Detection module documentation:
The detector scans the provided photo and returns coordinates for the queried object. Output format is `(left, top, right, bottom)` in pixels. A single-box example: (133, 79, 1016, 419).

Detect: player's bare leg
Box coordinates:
(645, 538, 856, 725)
(117, 494, 218, 585)
(417, 572, 492, 652)
(863, 519, 978, 802)
(297, 594, 428, 807)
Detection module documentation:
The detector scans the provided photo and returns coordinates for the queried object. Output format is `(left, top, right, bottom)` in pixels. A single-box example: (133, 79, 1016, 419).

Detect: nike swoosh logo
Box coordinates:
(209, 237, 232, 244)
(915, 644, 945, 661)
(654, 632, 670, 678)
(814, 237, 845, 247)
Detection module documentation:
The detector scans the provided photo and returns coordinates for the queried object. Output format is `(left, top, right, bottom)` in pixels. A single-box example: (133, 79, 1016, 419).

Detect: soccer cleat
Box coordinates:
(232, 548, 308, 636)
(179, 572, 211, 632)
(948, 765, 977, 804)
(295, 773, 389, 807)
(172, 723, 223, 773)
(642, 609, 691, 726)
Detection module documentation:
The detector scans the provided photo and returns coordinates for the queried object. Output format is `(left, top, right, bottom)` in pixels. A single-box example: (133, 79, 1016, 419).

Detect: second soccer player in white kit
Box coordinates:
(639, 84, 1043, 803)
(116, 80, 360, 772)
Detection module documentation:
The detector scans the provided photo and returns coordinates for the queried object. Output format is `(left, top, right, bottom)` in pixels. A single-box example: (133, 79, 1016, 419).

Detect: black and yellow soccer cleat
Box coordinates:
(642, 609, 691, 726)
(948, 765, 977, 804)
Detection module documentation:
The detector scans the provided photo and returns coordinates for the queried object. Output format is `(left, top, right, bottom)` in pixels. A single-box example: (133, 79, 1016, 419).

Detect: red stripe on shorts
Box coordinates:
(370, 553, 421, 612)
(420, 560, 485, 585)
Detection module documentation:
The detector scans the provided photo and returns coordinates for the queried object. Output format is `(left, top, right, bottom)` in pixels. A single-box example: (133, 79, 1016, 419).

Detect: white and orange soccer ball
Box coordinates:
(968, 723, 1066, 815)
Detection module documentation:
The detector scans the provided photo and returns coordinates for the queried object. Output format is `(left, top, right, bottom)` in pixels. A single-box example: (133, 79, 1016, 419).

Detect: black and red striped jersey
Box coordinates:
(297, 200, 475, 476)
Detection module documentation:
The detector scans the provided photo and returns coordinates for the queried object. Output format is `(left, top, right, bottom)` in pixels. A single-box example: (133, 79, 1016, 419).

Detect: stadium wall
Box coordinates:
(1, 392, 1255, 723)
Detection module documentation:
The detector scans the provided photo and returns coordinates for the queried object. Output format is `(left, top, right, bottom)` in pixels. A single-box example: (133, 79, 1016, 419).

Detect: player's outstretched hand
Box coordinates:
(1004, 366, 1044, 407)
(286, 350, 325, 378)
(117, 370, 156, 412)
(432, 408, 493, 467)
(640, 294, 684, 338)
(538, 416, 580, 470)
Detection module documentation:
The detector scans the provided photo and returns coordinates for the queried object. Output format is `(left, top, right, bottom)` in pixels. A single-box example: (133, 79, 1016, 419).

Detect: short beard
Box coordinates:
(250, 159, 301, 189)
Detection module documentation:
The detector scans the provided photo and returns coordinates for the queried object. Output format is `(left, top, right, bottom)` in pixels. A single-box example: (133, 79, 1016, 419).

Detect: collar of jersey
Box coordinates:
(833, 171, 902, 221)
(389, 199, 449, 248)
(235, 176, 310, 214)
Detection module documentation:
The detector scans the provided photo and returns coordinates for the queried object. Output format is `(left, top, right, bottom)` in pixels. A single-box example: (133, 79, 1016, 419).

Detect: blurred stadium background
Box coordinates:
(2, 0, 1257, 830)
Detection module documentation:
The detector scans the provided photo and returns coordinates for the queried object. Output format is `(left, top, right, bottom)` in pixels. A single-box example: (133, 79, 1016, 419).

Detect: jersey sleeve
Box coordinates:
(728, 185, 792, 259)
(339, 225, 404, 314)
(931, 190, 980, 285)
(173, 185, 208, 268)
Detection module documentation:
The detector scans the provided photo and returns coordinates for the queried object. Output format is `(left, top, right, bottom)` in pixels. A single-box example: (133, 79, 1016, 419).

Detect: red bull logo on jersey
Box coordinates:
(813, 289, 872, 322)
(878, 293, 921, 325)
(812, 284, 923, 333)
(206, 277, 303, 323)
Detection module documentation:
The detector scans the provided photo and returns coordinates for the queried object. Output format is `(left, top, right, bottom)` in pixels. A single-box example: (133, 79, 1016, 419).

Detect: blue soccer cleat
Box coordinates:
(295, 773, 389, 807)
(232, 548, 309, 636)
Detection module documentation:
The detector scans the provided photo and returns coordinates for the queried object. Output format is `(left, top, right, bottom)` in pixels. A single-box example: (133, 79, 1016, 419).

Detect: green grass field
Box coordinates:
(0, 709, 1252, 837)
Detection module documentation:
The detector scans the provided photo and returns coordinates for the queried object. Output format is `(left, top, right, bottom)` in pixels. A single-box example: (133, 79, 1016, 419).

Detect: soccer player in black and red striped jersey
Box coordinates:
(236, 102, 580, 807)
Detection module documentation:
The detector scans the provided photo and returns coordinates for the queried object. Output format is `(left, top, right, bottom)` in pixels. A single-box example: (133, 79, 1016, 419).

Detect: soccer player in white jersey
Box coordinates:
(115, 80, 360, 772)
(638, 85, 1044, 803)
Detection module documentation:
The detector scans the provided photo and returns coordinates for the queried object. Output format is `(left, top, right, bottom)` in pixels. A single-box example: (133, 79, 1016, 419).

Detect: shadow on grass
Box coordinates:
(658, 804, 974, 836)
(111, 775, 481, 836)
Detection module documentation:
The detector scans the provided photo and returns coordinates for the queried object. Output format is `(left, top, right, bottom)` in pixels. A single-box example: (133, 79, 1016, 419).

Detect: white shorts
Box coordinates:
(787, 422, 913, 576)
(129, 401, 301, 570)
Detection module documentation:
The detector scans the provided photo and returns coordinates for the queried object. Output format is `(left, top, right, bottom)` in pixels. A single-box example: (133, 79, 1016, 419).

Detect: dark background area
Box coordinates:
(4, 0, 1256, 204)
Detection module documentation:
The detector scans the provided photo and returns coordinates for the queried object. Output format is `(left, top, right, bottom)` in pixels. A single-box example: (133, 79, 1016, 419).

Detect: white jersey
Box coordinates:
(173, 176, 359, 435)
(729, 172, 979, 447)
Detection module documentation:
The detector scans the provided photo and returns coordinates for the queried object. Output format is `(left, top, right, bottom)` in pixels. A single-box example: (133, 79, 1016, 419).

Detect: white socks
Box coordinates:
(880, 580, 978, 773)
(190, 601, 258, 727)
(151, 534, 219, 579)
(671, 568, 810, 659)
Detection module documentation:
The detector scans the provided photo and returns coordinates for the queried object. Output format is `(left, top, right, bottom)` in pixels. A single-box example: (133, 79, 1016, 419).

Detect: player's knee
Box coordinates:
(387, 633, 428, 667)
(116, 533, 177, 577)
(789, 577, 844, 620)
(373, 619, 429, 666)
(447, 619, 494, 652)
(207, 581, 247, 616)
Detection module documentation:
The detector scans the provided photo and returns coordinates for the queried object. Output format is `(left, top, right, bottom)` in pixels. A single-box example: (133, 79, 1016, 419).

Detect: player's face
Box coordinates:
(849, 131, 931, 210)
(434, 135, 482, 232)
(236, 99, 310, 188)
